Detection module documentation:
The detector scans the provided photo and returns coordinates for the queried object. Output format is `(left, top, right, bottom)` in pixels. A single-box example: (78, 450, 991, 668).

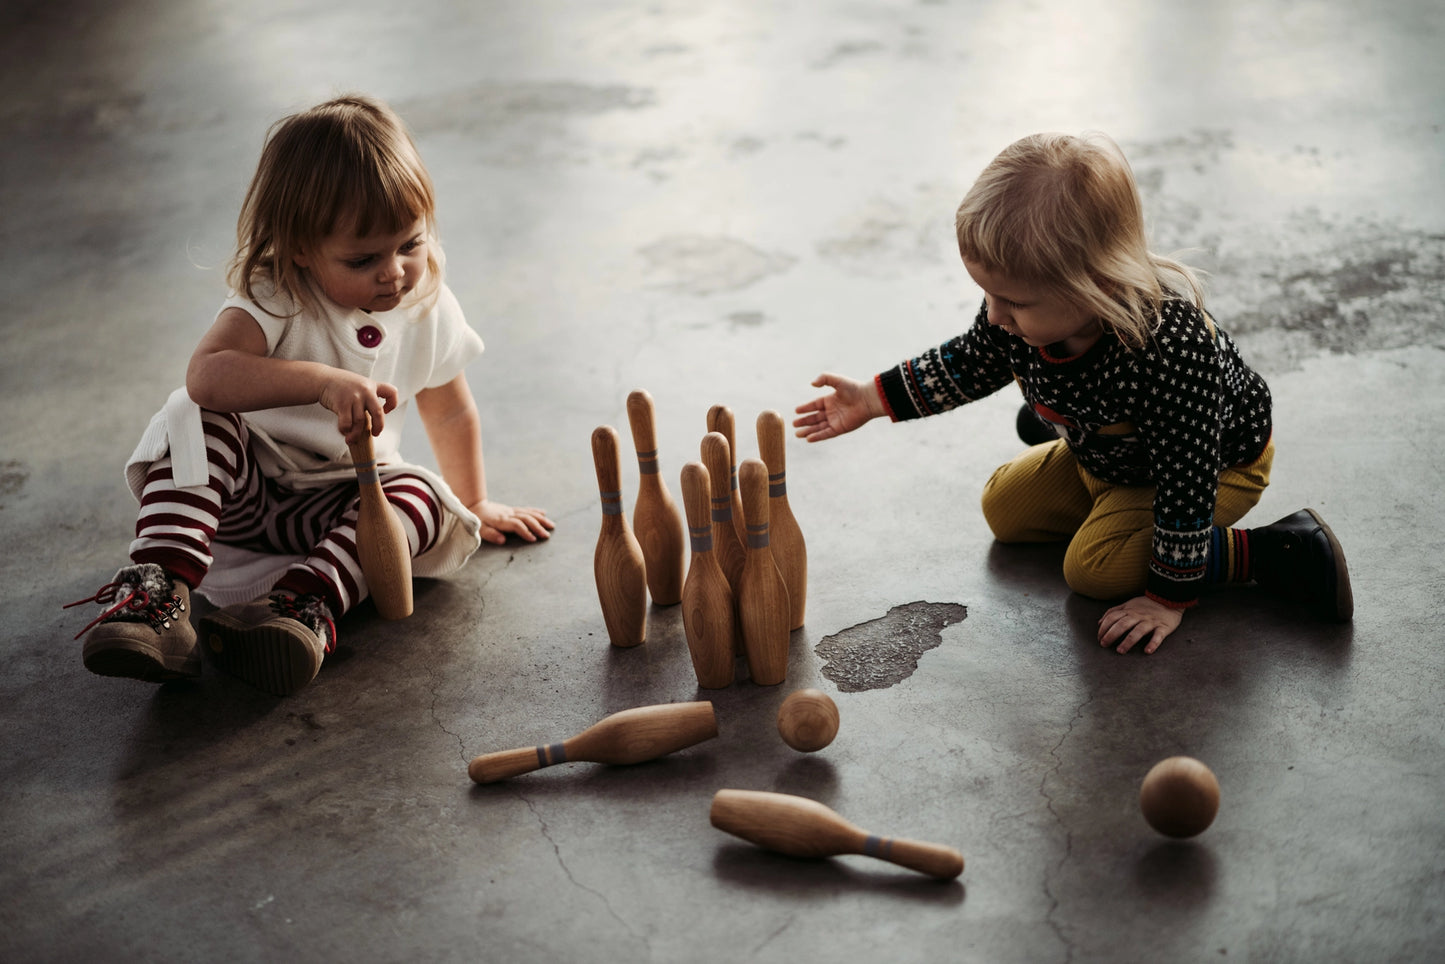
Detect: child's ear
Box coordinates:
(292, 250, 312, 269)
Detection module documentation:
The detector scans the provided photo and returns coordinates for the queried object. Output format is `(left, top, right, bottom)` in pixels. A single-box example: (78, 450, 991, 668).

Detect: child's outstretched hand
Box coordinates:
(321, 372, 399, 444)
(1098, 596, 1184, 655)
(471, 499, 554, 545)
(793, 373, 888, 442)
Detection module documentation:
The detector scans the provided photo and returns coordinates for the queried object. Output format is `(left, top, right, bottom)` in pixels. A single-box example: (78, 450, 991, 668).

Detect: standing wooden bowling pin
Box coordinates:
(737, 458, 790, 686)
(756, 410, 807, 630)
(591, 426, 647, 647)
(626, 390, 685, 606)
(346, 417, 413, 620)
(700, 432, 746, 595)
(679, 462, 736, 689)
(706, 405, 748, 549)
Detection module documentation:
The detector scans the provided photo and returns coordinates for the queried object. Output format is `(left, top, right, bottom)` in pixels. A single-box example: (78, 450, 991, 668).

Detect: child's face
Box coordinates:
(963, 257, 1102, 357)
(294, 217, 429, 313)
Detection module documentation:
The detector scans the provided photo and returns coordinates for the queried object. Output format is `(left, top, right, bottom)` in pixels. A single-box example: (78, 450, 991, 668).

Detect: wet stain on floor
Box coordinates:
(815, 601, 967, 692)
(0, 460, 28, 510)
(638, 235, 798, 295)
(1125, 131, 1445, 371)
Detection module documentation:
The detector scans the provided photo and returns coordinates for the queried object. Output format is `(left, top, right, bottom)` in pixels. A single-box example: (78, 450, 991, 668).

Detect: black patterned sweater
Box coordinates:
(876, 298, 1272, 607)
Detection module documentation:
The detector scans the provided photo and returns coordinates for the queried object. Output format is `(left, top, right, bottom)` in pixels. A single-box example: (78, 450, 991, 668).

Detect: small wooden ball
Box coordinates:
(777, 688, 839, 752)
(1139, 756, 1220, 838)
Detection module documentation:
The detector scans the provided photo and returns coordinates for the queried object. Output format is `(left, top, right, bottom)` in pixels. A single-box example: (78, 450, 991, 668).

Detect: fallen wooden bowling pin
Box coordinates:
(679, 461, 736, 689)
(591, 425, 647, 647)
(469, 701, 718, 783)
(756, 409, 807, 630)
(710, 789, 964, 879)
(706, 405, 748, 550)
(737, 458, 790, 686)
(626, 389, 685, 606)
(346, 415, 413, 620)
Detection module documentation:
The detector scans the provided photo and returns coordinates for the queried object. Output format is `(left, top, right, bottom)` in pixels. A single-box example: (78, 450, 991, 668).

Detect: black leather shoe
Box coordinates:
(1016, 404, 1059, 446)
(1250, 509, 1353, 621)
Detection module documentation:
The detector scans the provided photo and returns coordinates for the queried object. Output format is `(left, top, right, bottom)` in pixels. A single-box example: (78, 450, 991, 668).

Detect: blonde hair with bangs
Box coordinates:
(955, 132, 1202, 350)
(228, 95, 442, 318)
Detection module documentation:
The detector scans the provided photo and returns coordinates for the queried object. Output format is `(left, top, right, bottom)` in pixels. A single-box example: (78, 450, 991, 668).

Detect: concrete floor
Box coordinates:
(3, 1, 1443, 961)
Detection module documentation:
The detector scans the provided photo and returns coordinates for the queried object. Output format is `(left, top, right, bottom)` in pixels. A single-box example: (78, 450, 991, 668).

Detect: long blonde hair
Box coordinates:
(228, 95, 442, 317)
(955, 132, 1202, 349)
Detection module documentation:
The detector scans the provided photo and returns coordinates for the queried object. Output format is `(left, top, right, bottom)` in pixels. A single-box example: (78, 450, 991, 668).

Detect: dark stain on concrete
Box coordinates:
(815, 601, 967, 692)
(401, 81, 654, 132)
(0, 461, 28, 510)
(638, 235, 797, 295)
(1125, 132, 1445, 371)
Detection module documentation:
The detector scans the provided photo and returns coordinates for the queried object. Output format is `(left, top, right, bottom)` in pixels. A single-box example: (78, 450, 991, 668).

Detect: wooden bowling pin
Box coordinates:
(625, 390, 685, 606)
(756, 410, 807, 630)
(710, 789, 965, 880)
(737, 458, 790, 686)
(679, 462, 736, 689)
(346, 416, 413, 620)
(469, 701, 718, 783)
(591, 425, 647, 647)
(706, 405, 748, 549)
(699, 432, 746, 596)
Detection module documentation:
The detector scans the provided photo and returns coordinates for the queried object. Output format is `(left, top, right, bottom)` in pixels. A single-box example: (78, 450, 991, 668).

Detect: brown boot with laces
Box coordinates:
(199, 590, 337, 696)
(68, 563, 200, 682)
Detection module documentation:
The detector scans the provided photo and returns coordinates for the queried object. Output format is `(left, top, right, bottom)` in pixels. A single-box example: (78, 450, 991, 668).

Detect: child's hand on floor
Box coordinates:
(1098, 596, 1184, 655)
(471, 499, 554, 544)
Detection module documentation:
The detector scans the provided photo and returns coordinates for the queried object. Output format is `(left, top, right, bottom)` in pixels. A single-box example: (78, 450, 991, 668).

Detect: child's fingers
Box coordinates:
(364, 397, 387, 436)
(1099, 608, 1140, 648)
(514, 512, 551, 539)
(378, 383, 400, 413)
(1114, 623, 1149, 653)
(1097, 608, 1124, 643)
(525, 510, 556, 531)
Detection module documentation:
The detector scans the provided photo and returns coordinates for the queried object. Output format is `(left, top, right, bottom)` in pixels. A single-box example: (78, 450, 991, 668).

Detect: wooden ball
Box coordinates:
(777, 688, 839, 752)
(1139, 756, 1220, 838)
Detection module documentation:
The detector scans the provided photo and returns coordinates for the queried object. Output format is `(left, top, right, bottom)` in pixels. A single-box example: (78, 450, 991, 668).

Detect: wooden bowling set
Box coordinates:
(591, 391, 808, 689)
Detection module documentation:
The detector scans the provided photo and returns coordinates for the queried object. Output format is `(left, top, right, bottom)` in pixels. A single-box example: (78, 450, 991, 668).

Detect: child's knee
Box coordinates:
(1063, 562, 1115, 600)
(980, 480, 1030, 542)
(1063, 542, 1147, 600)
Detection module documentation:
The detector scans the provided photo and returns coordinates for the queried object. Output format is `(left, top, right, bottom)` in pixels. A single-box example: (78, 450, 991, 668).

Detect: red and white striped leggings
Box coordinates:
(130, 410, 442, 615)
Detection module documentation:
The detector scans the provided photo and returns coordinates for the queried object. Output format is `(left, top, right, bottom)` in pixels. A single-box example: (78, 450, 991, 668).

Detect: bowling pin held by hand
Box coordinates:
(346, 414, 413, 620)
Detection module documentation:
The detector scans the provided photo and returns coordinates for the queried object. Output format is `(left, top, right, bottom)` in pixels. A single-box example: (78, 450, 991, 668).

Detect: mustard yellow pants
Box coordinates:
(980, 438, 1274, 600)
